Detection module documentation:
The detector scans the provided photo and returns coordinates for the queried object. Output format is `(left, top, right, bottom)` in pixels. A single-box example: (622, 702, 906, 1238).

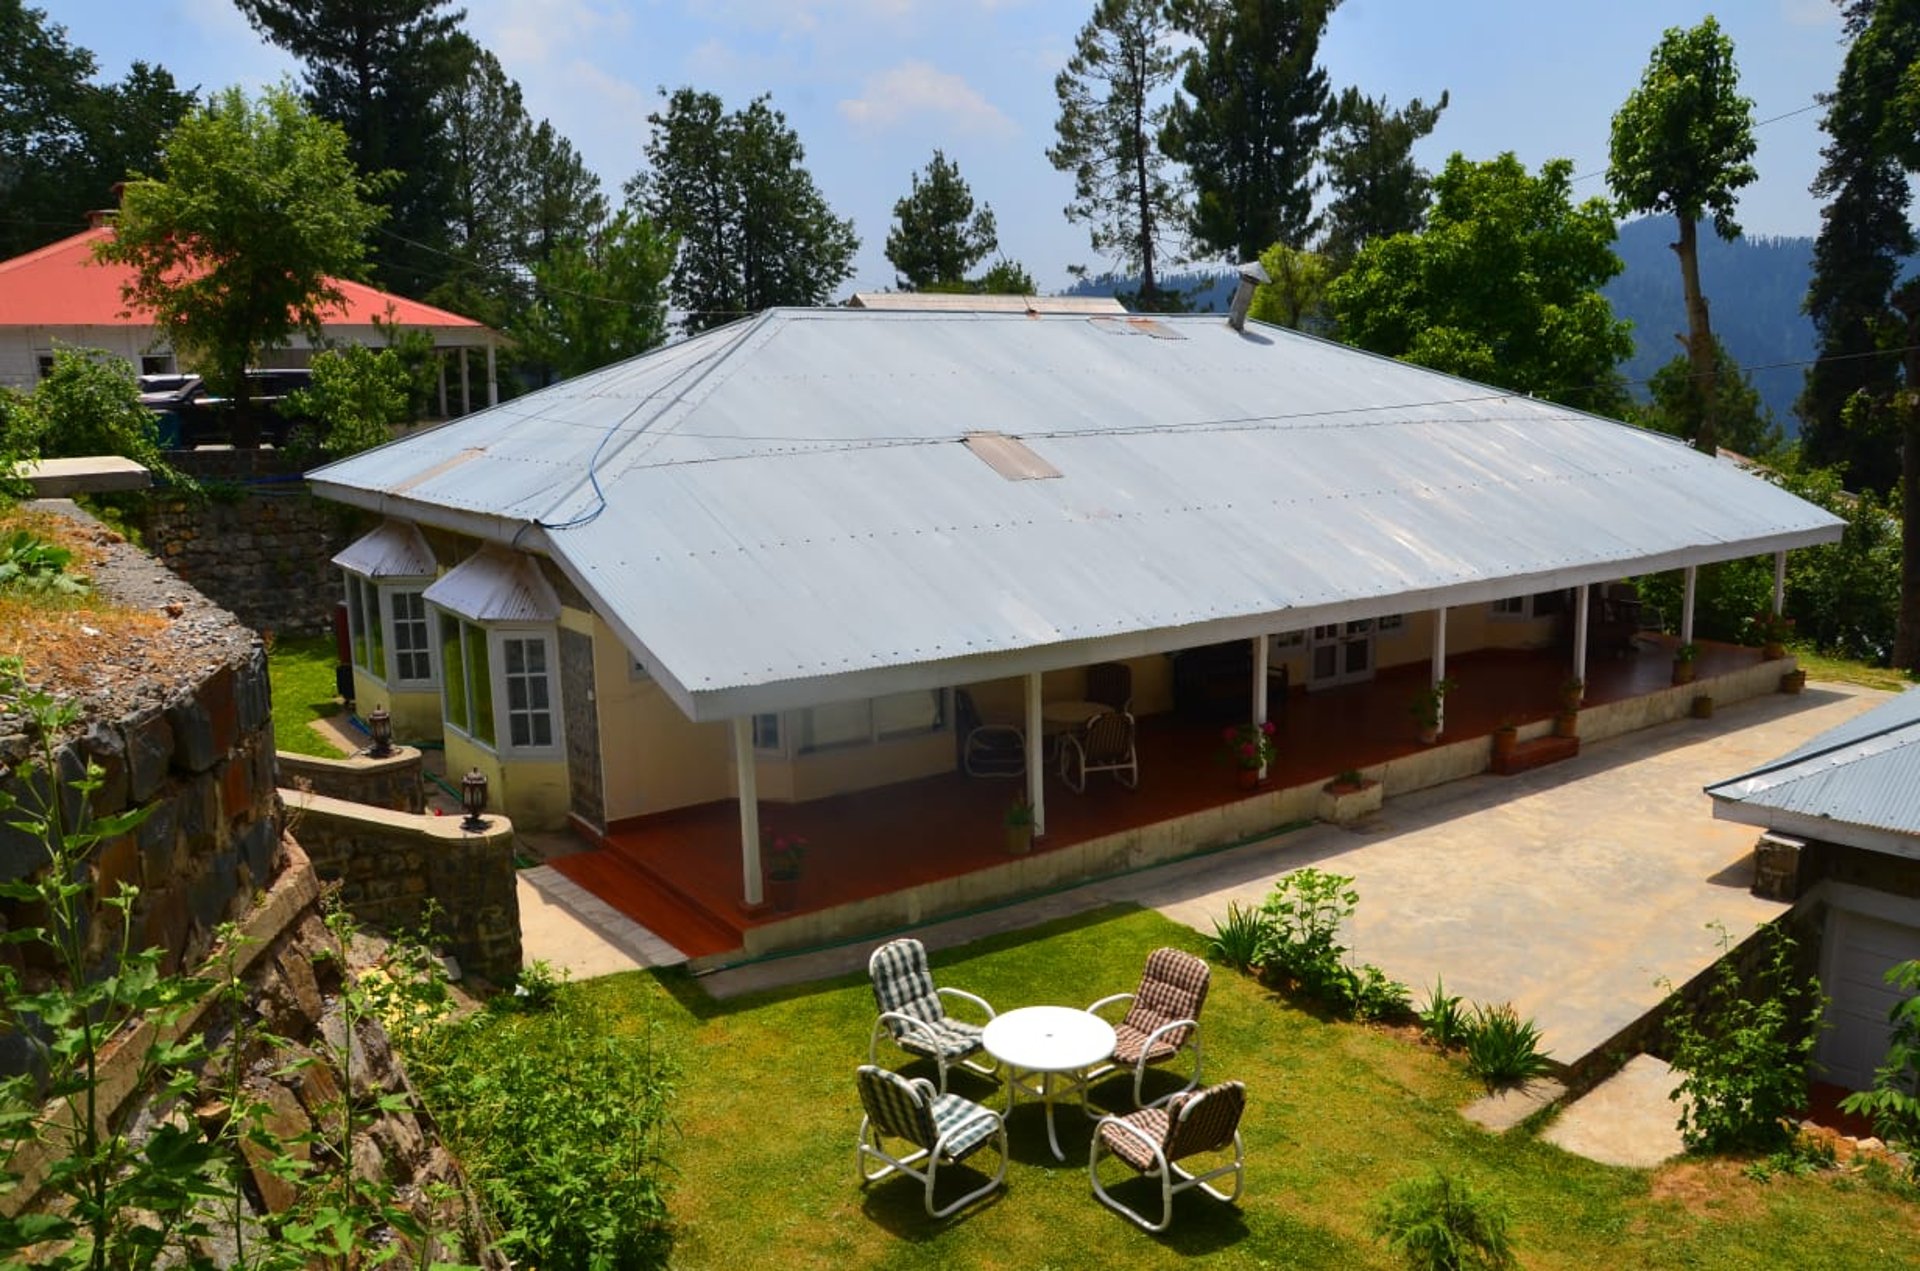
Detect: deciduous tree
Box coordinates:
(633, 89, 858, 334)
(1048, 0, 1185, 311)
(1163, 0, 1340, 263)
(1326, 153, 1632, 414)
(513, 208, 673, 380)
(885, 150, 998, 291)
(1639, 336, 1782, 458)
(1319, 87, 1448, 266)
(1248, 241, 1329, 331)
(1608, 16, 1757, 457)
(98, 84, 384, 444)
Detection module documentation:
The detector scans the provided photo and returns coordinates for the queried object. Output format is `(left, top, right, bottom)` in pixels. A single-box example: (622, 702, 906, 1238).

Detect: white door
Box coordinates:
(1818, 906, 1920, 1091)
(1307, 620, 1376, 691)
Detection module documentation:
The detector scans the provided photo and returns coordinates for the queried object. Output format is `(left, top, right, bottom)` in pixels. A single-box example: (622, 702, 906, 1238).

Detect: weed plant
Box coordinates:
(1839, 958, 1920, 1173)
(1420, 978, 1469, 1049)
(1461, 1003, 1553, 1089)
(1369, 1169, 1517, 1271)
(1206, 901, 1267, 973)
(1253, 868, 1408, 1019)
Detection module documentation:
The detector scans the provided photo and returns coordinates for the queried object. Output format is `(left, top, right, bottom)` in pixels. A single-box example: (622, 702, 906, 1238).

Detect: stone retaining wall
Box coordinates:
(285, 789, 521, 983)
(136, 449, 369, 636)
(277, 746, 426, 813)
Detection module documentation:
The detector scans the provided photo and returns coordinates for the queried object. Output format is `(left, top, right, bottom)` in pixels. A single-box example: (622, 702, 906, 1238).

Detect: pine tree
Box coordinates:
(884, 151, 998, 291)
(1319, 87, 1448, 266)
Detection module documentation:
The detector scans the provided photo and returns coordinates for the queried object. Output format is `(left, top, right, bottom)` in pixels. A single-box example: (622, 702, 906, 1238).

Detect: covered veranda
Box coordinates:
(551, 632, 1784, 961)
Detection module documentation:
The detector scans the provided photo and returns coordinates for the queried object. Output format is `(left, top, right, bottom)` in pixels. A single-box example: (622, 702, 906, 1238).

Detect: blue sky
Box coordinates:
(52, 0, 1847, 294)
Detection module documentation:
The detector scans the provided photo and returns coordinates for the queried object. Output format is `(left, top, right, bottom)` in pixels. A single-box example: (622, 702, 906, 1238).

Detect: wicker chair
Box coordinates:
(1059, 710, 1138, 794)
(956, 688, 1026, 778)
(868, 937, 998, 1093)
(1085, 947, 1209, 1107)
(856, 1065, 1007, 1218)
(1089, 1081, 1246, 1231)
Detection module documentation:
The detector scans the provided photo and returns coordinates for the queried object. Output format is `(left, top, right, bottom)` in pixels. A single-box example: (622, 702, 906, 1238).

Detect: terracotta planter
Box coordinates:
(1672, 659, 1697, 686)
(1492, 728, 1518, 761)
(1235, 766, 1261, 791)
(1762, 641, 1786, 660)
(1552, 710, 1578, 739)
(1006, 824, 1032, 855)
(1779, 669, 1807, 695)
(1691, 694, 1714, 720)
(1416, 723, 1440, 746)
(768, 874, 800, 912)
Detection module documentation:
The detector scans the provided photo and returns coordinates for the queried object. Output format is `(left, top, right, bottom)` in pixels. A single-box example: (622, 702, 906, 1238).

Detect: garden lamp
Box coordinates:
(460, 767, 490, 832)
(366, 705, 393, 758)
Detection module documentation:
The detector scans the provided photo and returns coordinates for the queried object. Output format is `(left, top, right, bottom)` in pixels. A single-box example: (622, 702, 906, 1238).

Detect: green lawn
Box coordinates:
(558, 907, 1919, 1270)
(1792, 645, 1919, 693)
(266, 633, 348, 759)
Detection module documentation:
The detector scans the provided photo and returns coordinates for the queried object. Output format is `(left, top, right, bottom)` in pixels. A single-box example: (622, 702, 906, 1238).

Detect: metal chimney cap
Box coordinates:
(1236, 260, 1271, 285)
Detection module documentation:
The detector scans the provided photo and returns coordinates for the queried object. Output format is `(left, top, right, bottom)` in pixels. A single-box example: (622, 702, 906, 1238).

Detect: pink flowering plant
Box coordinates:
(764, 831, 808, 879)
(1221, 720, 1278, 771)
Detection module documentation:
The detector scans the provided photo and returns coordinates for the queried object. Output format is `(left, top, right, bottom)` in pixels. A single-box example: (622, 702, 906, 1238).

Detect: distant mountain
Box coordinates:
(1063, 222, 1821, 431)
(1603, 217, 1815, 432)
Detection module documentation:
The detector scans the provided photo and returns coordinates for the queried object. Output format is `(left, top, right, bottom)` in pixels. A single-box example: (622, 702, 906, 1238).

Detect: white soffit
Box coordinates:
(422, 547, 560, 623)
(331, 518, 435, 578)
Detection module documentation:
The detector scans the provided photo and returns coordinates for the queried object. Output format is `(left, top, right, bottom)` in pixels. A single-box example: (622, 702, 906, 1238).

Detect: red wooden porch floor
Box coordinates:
(551, 637, 1768, 958)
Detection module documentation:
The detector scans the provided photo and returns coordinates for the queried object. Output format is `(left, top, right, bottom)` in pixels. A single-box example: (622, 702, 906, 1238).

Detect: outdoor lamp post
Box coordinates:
(460, 768, 490, 832)
(366, 705, 393, 758)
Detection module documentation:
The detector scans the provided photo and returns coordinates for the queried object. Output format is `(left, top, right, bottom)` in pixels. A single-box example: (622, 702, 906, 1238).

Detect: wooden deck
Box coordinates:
(550, 636, 1768, 958)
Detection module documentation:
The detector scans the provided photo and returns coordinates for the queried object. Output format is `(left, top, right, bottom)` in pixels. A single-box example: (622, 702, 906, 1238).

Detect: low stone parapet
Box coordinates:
(277, 745, 425, 813)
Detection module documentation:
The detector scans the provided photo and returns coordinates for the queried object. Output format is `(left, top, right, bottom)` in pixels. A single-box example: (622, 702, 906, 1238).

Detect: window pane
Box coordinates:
(874, 690, 938, 737)
(511, 714, 531, 747)
(346, 574, 368, 671)
(364, 579, 384, 680)
(507, 676, 528, 711)
(440, 613, 467, 732)
(392, 591, 430, 682)
(532, 715, 552, 748)
(529, 677, 549, 710)
(752, 714, 781, 750)
(800, 700, 869, 750)
(506, 640, 526, 674)
(468, 624, 494, 746)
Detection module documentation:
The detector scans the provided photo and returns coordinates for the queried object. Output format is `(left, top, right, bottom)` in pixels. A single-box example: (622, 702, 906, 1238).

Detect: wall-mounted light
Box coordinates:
(460, 767, 490, 832)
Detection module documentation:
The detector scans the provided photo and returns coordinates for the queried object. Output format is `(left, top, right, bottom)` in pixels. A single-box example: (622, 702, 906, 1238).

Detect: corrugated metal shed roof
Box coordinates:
(850, 292, 1128, 314)
(1706, 689, 1920, 850)
(332, 519, 436, 578)
(310, 309, 1846, 720)
(422, 547, 559, 623)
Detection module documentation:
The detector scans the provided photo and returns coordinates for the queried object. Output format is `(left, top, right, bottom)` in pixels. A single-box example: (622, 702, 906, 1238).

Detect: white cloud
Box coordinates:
(838, 61, 1016, 136)
(1780, 0, 1838, 26)
(474, 0, 634, 67)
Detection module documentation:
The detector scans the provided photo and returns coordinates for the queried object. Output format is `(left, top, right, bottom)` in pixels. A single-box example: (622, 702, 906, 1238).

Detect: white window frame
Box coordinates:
(343, 571, 385, 681)
(752, 690, 949, 758)
(432, 608, 564, 761)
(342, 571, 437, 689)
(1489, 595, 1533, 621)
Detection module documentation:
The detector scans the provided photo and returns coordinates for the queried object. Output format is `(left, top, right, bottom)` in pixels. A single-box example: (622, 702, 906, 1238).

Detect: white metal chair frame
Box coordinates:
(856, 1066, 1008, 1219)
(1088, 1088, 1246, 1232)
(1084, 994, 1204, 1110)
(867, 987, 1001, 1093)
(1059, 710, 1138, 793)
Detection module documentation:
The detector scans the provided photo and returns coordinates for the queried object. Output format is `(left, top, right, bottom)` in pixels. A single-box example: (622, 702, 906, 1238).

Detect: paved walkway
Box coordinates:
(519, 684, 1887, 1073)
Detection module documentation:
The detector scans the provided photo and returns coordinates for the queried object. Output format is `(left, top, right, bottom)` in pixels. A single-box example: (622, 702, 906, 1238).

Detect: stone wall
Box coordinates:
(136, 449, 370, 636)
(286, 789, 521, 983)
(277, 746, 426, 814)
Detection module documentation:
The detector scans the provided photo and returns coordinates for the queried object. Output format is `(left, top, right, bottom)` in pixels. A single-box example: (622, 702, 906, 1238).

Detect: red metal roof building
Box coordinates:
(0, 224, 502, 412)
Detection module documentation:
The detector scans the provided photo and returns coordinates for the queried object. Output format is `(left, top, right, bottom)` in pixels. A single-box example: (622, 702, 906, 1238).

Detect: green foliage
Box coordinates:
(1838, 959, 1920, 1172)
(265, 633, 347, 760)
(0, 529, 90, 595)
(499, 958, 567, 1015)
(1249, 241, 1331, 332)
(885, 150, 999, 291)
(19, 346, 186, 490)
(1206, 900, 1267, 973)
(1369, 1170, 1517, 1271)
(283, 343, 415, 460)
(1252, 867, 1406, 1017)
(1164, 0, 1339, 262)
(1636, 336, 1783, 458)
(1328, 152, 1634, 415)
(1460, 1003, 1553, 1089)
(1047, 0, 1184, 310)
(1320, 86, 1450, 266)
(98, 83, 385, 443)
(976, 258, 1038, 296)
(636, 88, 858, 334)
(1420, 978, 1468, 1050)
(1666, 922, 1827, 1154)
(514, 207, 674, 380)
(409, 984, 676, 1269)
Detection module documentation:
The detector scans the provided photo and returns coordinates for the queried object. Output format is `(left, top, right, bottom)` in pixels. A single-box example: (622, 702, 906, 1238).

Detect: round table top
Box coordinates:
(982, 1005, 1116, 1072)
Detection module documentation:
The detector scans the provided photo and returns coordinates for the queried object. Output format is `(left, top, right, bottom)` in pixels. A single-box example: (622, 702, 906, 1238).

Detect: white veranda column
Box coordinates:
(486, 340, 499, 407)
(460, 346, 471, 416)
(1025, 672, 1045, 837)
(1681, 566, 1699, 646)
(1251, 634, 1269, 780)
(1432, 607, 1449, 733)
(733, 717, 762, 907)
(1572, 586, 1590, 691)
(1773, 550, 1787, 614)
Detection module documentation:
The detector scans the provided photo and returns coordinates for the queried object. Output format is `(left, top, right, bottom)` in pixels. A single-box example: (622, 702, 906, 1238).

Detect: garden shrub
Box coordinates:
(1461, 1003, 1553, 1089)
(1369, 1169, 1517, 1271)
(1665, 921, 1826, 1154)
(1206, 900, 1268, 973)
(1420, 977, 1469, 1050)
(1254, 868, 1408, 1019)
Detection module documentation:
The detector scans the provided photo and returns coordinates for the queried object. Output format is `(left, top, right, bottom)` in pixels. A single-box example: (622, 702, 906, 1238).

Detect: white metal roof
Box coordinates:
(849, 292, 1128, 314)
(421, 547, 560, 623)
(332, 519, 436, 578)
(310, 308, 1846, 721)
(1706, 689, 1920, 859)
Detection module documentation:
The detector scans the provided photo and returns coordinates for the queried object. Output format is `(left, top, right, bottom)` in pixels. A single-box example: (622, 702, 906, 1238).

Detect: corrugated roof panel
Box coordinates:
(1707, 690, 1920, 839)
(422, 548, 560, 623)
(331, 519, 435, 577)
(311, 309, 1846, 715)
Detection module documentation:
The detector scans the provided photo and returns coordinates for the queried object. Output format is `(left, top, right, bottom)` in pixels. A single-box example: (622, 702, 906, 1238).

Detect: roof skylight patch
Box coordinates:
(964, 431, 1061, 481)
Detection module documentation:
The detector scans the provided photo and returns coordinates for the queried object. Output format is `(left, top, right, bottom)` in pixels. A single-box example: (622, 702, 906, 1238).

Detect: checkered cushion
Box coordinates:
(1097, 1105, 1170, 1171)
(858, 1065, 999, 1160)
(1098, 1082, 1245, 1173)
(928, 1092, 1001, 1160)
(869, 938, 985, 1059)
(1114, 947, 1209, 1062)
(896, 1016, 986, 1061)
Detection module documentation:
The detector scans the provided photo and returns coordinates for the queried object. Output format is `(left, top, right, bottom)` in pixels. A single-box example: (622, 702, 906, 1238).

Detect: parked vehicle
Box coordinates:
(139, 369, 315, 448)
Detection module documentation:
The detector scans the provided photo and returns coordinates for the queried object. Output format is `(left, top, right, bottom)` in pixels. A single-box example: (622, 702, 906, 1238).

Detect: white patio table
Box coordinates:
(981, 1005, 1117, 1162)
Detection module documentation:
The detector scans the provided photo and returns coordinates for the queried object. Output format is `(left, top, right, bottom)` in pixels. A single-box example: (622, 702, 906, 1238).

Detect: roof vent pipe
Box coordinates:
(1226, 259, 1270, 332)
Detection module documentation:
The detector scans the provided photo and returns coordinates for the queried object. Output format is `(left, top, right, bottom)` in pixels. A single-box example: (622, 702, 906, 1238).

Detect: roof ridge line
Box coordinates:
(1710, 705, 1920, 791)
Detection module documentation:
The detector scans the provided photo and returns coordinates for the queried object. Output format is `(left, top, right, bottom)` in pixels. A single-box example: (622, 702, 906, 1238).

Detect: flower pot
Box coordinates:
(1235, 766, 1261, 791)
(1492, 728, 1518, 762)
(1691, 694, 1714, 720)
(768, 873, 800, 913)
(1671, 659, 1696, 686)
(1762, 641, 1786, 661)
(1416, 723, 1440, 746)
(1006, 823, 1032, 855)
(1552, 709, 1578, 739)
(1779, 669, 1807, 695)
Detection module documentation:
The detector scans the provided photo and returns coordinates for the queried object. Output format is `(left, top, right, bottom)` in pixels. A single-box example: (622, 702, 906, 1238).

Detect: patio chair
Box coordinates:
(1089, 1081, 1246, 1231)
(868, 937, 999, 1093)
(856, 1064, 1008, 1218)
(1085, 947, 1209, 1108)
(1059, 710, 1138, 794)
(1086, 661, 1134, 713)
(956, 688, 1026, 778)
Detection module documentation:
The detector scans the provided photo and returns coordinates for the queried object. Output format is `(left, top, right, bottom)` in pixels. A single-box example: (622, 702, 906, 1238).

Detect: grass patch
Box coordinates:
(495, 908, 1920, 1269)
(1792, 646, 1919, 692)
(267, 633, 348, 758)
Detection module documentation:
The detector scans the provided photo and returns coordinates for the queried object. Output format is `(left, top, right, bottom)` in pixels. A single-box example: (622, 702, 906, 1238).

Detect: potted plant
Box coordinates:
(1491, 719, 1519, 763)
(764, 832, 808, 912)
(1220, 720, 1278, 789)
(1752, 610, 1794, 660)
(1005, 796, 1034, 855)
(1691, 693, 1714, 720)
(1409, 678, 1456, 745)
(1559, 676, 1584, 712)
(1553, 708, 1579, 739)
(1780, 667, 1808, 695)
(1317, 768, 1383, 823)
(1671, 642, 1698, 686)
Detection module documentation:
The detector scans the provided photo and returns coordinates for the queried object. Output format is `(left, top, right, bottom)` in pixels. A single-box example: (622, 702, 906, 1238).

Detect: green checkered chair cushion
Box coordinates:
(869, 938, 986, 1059)
(856, 1066, 999, 1161)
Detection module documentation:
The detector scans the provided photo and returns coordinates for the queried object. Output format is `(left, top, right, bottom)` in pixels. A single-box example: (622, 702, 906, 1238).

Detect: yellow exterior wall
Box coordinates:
(444, 728, 569, 832)
(588, 613, 734, 822)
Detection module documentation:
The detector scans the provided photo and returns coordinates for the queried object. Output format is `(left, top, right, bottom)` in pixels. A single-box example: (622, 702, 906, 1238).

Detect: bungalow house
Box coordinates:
(307, 304, 1843, 956)
(0, 218, 503, 415)
(1707, 688, 1920, 1093)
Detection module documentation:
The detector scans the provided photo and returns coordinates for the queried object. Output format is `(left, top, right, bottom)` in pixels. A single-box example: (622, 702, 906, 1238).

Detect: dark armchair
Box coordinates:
(955, 688, 1025, 778)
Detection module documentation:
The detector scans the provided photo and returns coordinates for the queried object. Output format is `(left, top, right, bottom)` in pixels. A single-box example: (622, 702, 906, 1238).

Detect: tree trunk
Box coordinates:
(1893, 285, 1920, 672)
(1673, 216, 1718, 456)
(1131, 46, 1158, 313)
